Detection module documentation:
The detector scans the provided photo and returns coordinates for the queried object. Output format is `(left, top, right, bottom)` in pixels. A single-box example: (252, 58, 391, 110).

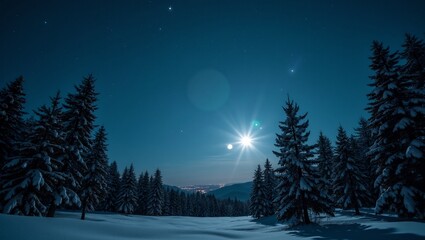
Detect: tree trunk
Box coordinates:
(81, 199, 87, 220)
(299, 167, 311, 224)
(46, 201, 56, 218)
(351, 181, 360, 215)
(354, 197, 360, 215)
(303, 205, 311, 224)
(300, 192, 311, 224)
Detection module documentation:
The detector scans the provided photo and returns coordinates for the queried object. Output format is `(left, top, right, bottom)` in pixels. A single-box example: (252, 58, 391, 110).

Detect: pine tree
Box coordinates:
(316, 132, 334, 202)
(168, 189, 180, 215)
(116, 165, 138, 214)
(0, 77, 26, 171)
(147, 169, 164, 216)
(42, 93, 79, 217)
(0, 92, 77, 216)
(102, 161, 120, 212)
(180, 191, 187, 216)
(136, 171, 150, 215)
(162, 189, 171, 216)
(401, 34, 425, 90)
(62, 75, 98, 206)
(333, 127, 369, 215)
(0, 77, 26, 213)
(354, 117, 376, 206)
(400, 34, 425, 217)
(263, 159, 276, 216)
(368, 40, 424, 218)
(273, 98, 333, 225)
(250, 165, 266, 219)
(80, 126, 109, 220)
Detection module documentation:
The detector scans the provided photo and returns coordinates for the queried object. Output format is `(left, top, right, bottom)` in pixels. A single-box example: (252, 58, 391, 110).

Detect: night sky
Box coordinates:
(1, 0, 424, 186)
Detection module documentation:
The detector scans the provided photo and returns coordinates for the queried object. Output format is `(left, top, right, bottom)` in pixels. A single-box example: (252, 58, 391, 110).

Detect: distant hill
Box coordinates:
(208, 182, 252, 201)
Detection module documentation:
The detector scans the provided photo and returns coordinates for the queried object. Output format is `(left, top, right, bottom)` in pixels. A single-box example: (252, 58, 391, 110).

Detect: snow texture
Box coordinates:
(0, 209, 424, 240)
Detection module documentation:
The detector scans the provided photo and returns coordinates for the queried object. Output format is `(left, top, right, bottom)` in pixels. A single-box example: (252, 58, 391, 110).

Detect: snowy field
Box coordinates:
(1, 210, 424, 240)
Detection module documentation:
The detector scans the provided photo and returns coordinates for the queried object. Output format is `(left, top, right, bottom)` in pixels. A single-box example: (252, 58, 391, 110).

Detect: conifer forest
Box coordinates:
(0, 1, 424, 239)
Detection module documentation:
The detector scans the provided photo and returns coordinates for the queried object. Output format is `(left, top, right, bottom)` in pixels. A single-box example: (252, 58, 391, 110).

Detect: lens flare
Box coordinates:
(240, 135, 253, 148)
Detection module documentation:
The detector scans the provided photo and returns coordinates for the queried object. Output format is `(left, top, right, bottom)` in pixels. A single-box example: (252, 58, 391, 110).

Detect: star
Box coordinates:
(43, 20, 47, 25)
(290, 69, 295, 73)
(168, 5, 173, 12)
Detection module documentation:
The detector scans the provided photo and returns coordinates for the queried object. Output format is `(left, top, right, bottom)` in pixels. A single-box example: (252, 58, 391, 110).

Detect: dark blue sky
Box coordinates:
(1, 0, 424, 185)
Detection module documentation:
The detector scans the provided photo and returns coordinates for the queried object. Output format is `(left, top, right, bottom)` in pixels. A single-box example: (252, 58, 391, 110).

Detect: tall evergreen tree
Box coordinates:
(367, 41, 424, 218)
(0, 93, 77, 216)
(102, 161, 120, 212)
(40, 93, 79, 217)
(354, 117, 376, 206)
(250, 165, 266, 219)
(162, 189, 171, 216)
(333, 127, 369, 215)
(263, 159, 275, 216)
(168, 189, 180, 215)
(316, 132, 334, 202)
(147, 169, 164, 216)
(401, 34, 425, 90)
(0, 77, 26, 176)
(116, 165, 138, 214)
(136, 171, 150, 215)
(400, 34, 425, 217)
(80, 126, 109, 220)
(0, 77, 27, 213)
(61, 75, 98, 208)
(273, 98, 333, 225)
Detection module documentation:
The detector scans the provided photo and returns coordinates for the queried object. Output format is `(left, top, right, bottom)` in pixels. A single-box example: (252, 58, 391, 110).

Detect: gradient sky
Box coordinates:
(1, 0, 424, 186)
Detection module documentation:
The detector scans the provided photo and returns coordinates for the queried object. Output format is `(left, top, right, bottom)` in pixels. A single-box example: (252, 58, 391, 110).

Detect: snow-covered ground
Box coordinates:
(0, 210, 424, 240)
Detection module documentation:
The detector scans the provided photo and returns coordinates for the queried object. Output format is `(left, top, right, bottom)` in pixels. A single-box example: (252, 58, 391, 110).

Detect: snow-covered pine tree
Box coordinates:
(1, 92, 80, 216)
(116, 164, 138, 214)
(333, 127, 369, 215)
(80, 126, 109, 220)
(354, 117, 376, 206)
(185, 192, 194, 216)
(263, 159, 276, 216)
(316, 132, 334, 203)
(62, 75, 98, 206)
(400, 34, 425, 218)
(116, 167, 127, 210)
(401, 34, 425, 90)
(168, 189, 180, 215)
(0, 77, 26, 211)
(147, 169, 164, 216)
(40, 93, 79, 217)
(136, 171, 150, 215)
(250, 165, 266, 219)
(0, 77, 26, 174)
(368, 40, 425, 218)
(179, 191, 187, 216)
(163, 189, 171, 216)
(194, 191, 207, 217)
(135, 172, 144, 214)
(101, 161, 120, 212)
(273, 98, 333, 225)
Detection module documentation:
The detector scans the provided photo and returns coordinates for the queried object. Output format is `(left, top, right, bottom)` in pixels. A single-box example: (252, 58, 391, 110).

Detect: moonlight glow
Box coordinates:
(240, 135, 253, 148)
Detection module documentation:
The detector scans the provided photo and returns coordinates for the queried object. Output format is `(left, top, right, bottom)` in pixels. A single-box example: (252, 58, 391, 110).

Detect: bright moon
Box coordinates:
(240, 135, 252, 147)
(227, 144, 233, 150)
